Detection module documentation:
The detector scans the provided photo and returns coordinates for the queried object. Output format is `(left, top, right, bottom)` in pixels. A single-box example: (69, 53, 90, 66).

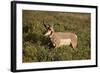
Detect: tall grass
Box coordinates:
(22, 10, 91, 63)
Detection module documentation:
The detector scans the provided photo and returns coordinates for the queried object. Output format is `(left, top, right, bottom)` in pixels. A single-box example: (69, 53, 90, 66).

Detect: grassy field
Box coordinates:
(22, 10, 91, 63)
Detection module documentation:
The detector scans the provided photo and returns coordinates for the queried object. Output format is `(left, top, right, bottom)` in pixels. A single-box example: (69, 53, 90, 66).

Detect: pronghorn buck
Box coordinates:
(43, 23, 78, 49)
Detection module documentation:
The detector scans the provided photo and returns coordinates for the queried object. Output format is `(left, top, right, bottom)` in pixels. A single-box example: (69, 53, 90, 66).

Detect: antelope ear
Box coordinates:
(50, 27, 54, 32)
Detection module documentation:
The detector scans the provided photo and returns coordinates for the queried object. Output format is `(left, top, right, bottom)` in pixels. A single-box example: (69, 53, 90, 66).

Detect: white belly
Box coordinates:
(59, 39, 71, 46)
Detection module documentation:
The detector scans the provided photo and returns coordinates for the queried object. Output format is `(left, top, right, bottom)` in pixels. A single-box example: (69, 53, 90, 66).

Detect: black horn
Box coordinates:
(43, 20, 50, 30)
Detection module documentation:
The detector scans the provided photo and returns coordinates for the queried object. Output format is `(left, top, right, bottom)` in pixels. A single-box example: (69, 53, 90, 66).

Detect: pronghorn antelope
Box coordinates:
(43, 23, 78, 49)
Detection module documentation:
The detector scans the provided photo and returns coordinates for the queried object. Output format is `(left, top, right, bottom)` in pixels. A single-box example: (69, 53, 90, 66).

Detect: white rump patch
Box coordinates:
(60, 39, 71, 46)
(75, 35, 77, 38)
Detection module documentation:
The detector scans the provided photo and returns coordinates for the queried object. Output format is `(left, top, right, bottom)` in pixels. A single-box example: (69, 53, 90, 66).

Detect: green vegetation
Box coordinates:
(22, 10, 91, 63)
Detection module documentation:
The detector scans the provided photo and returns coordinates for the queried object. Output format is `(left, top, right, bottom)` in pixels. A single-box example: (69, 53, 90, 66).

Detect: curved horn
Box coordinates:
(43, 20, 50, 30)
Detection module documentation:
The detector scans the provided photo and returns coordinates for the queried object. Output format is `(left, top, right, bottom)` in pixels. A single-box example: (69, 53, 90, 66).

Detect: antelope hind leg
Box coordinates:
(71, 39, 77, 49)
